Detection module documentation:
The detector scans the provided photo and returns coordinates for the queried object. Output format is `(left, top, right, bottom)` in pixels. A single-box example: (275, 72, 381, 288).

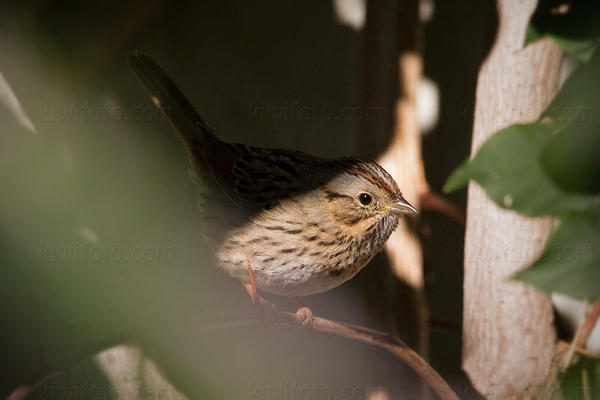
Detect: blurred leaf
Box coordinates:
(561, 357, 600, 399)
(541, 121, 600, 194)
(514, 212, 600, 300)
(542, 48, 600, 122)
(540, 49, 600, 194)
(526, 25, 599, 62)
(443, 123, 599, 216)
(442, 158, 470, 193)
(526, 0, 600, 62)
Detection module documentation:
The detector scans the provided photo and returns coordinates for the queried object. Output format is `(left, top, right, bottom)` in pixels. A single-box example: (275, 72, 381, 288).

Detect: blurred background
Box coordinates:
(0, 1, 492, 398)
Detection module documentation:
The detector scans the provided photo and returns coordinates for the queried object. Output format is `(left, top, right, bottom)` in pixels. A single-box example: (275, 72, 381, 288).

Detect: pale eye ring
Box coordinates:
(358, 193, 373, 205)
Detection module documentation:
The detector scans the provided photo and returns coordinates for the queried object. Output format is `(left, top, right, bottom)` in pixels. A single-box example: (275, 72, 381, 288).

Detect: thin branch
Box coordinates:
(246, 294, 457, 400)
(557, 340, 600, 360)
(419, 189, 466, 225)
(564, 300, 589, 370)
(582, 368, 591, 400)
(215, 294, 457, 399)
(274, 309, 460, 400)
(577, 300, 600, 350)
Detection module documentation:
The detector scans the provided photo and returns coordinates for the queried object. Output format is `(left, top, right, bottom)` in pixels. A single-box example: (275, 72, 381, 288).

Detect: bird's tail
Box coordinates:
(127, 51, 219, 149)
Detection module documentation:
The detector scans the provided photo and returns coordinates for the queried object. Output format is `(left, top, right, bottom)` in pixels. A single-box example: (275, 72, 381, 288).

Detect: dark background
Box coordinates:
(0, 1, 492, 398)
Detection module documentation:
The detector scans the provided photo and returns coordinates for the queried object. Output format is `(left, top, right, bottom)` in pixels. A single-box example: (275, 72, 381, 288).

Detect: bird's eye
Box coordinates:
(358, 193, 373, 205)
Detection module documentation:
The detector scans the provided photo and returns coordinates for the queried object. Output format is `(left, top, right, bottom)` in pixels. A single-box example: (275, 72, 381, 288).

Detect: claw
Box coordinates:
(295, 306, 315, 328)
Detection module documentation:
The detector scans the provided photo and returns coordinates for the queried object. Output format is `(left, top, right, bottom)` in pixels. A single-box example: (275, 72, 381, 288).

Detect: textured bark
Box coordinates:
(462, 1, 562, 398)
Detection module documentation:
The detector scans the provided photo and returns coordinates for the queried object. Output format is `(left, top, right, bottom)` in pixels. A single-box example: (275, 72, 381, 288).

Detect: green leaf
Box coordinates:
(443, 157, 471, 193)
(526, 1, 600, 62)
(547, 35, 599, 63)
(514, 212, 600, 300)
(561, 357, 600, 399)
(542, 47, 600, 122)
(541, 120, 600, 194)
(540, 49, 600, 194)
(443, 122, 600, 216)
(524, 24, 542, 46)
(527, 25, 599, 63)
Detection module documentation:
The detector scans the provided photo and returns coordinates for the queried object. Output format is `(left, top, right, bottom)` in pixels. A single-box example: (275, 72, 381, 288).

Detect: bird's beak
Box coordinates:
(387, 195, 418, 215)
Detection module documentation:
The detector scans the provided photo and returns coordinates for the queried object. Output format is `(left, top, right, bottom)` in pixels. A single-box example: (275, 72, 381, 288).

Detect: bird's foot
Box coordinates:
(293, 297, 315, 329)
(295, 306, 315, 328)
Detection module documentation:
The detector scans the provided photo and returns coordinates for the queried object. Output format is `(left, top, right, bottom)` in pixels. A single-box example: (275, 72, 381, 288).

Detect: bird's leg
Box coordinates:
(245, 257, 259, 304)
(243, 257, 279, 323)
(294, 297, 315, 328)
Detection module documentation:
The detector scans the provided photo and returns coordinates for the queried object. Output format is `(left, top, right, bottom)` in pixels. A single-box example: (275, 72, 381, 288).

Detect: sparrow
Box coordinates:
(127, 52, 417, 299)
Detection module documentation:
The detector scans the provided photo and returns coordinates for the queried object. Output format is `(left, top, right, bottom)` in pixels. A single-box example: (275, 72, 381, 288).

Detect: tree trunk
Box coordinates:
(462, 1, 562, 398)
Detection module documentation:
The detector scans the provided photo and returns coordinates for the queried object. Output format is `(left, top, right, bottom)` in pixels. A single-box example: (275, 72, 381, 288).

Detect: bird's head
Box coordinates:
(319, 158, 417, 241)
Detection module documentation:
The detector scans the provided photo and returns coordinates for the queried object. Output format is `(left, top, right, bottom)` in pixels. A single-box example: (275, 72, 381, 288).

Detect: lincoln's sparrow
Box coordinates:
(128, 52, 416, 298)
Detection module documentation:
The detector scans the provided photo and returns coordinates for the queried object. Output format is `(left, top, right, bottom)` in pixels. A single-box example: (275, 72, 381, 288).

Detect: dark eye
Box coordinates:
(358, 193, 373, 205)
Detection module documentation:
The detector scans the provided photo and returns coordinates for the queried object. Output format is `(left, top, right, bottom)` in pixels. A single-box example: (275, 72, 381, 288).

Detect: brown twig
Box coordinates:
(577, 300, 600, 350)
(152, 306, 458, 400)
(557, 340, 600, 360)
(583, 368, 591, 400)
(563, 300, 588, 370)
(419, 190, 466, 225)
(274, 309, 459, 400)
(561, 299, 600, 370)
